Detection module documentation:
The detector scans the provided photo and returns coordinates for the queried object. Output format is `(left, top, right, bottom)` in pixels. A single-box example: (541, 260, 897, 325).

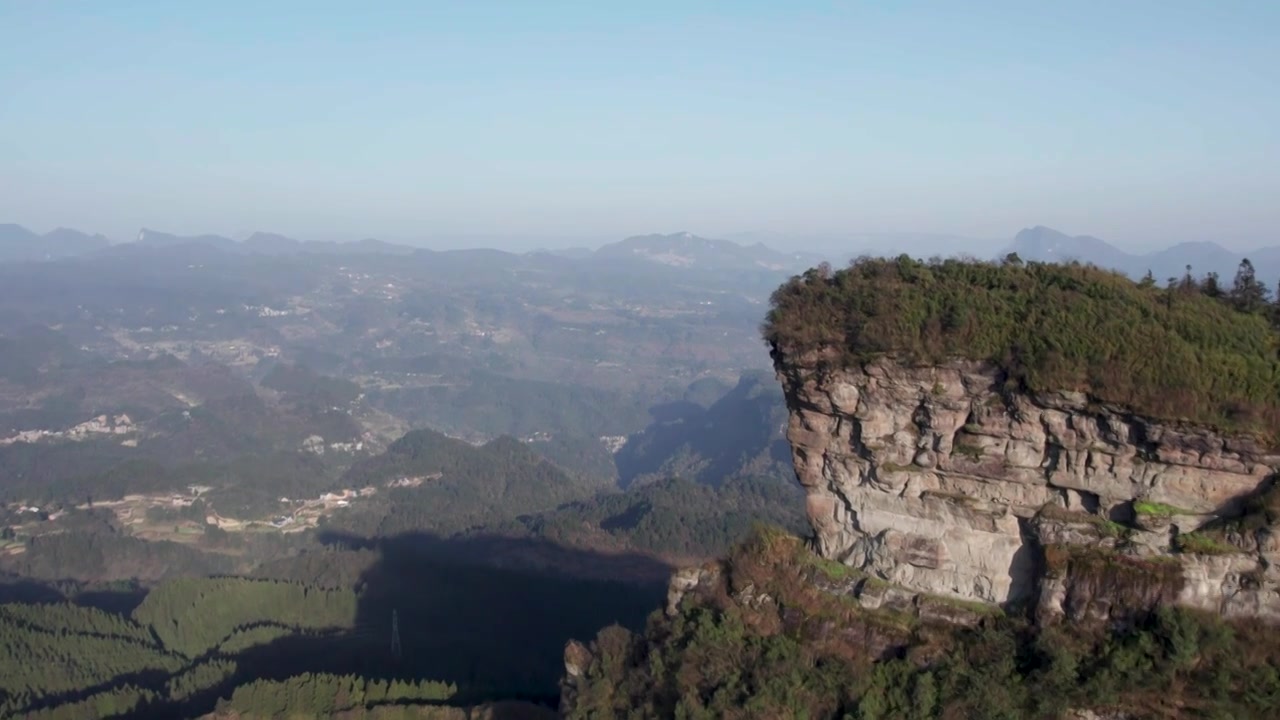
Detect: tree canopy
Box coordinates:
(763, 256, 1280, 435)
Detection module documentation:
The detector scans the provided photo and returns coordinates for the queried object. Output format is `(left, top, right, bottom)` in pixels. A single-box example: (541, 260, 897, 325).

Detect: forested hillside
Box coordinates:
(614, 370, 791, 488)
(765, 256, 1280, 434)
(0, 577, 391, 718)
(0, 571, 574, 719)
(564, 527, 1280, 719)
(334, 429, 609, 536)
(494, 475, 806, 558)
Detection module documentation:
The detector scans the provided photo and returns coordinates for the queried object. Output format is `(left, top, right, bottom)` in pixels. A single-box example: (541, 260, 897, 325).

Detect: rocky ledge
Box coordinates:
(773, 348, 1280, 622)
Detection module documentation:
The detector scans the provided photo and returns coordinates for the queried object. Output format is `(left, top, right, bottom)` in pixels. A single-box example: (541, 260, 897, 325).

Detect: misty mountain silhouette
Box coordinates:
(1008, 225, 1280, 285)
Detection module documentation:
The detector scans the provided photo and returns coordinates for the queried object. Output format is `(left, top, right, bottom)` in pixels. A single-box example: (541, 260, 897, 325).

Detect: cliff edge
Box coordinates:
(774, 351, 1280, 622)
(765, 257, 1280, 623)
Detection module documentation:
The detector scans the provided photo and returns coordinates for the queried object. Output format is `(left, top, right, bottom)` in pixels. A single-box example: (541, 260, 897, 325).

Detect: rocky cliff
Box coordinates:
(563, 260, 1280, 718)
(772, 348, 1280, 622)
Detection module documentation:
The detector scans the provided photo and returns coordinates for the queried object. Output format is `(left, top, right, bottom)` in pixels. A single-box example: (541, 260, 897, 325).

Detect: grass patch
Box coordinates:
(1038, 504, 1129, 538)
(882, 461, 923, 473)
(805, 553, 856, 581)
(859, 575, 891, 592)
(864, 605, 920, 633)
(920, 592, 1003, 617)
(1102, 519, 1128, 537)
(1043, 543, 1183, 584)
(1174, 532, 1241, 556)
(1134, 501, 1192, 517)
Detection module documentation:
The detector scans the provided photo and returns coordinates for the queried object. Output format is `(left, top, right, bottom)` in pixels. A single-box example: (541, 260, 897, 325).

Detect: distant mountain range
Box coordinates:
(3, 222, 1277, 284)
(593, 232, 827, 274)
(0, 225, 827, 275)
(728, 231, 1003, 261)
(135, 229, 419, 257)
(1008, 226, 1280, 286)
(0, 224, 110, 262)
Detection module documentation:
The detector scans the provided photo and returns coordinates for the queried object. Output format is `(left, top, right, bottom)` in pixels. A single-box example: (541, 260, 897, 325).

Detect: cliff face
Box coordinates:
(773, 349, 1280, 622)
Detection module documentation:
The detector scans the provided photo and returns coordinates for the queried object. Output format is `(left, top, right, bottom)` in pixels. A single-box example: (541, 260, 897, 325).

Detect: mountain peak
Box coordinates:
(1010, 226, 1131, 269)
(594, 232, 823, 272)
(136, 228, 239, 250)
(243, 231, 301, 252)
(0, 223, 109, 260)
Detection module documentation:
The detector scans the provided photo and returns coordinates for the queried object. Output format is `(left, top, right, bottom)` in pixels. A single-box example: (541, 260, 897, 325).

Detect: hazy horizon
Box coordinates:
(2, 1, 1277, 252)
(7, 220, 1280, 258)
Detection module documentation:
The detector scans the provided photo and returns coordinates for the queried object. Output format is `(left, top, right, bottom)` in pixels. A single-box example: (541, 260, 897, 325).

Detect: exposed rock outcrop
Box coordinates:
(773, 348, 1280, 621)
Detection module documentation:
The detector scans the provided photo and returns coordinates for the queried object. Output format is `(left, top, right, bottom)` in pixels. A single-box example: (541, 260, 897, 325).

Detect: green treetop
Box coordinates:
(763, 256, 1280, 436)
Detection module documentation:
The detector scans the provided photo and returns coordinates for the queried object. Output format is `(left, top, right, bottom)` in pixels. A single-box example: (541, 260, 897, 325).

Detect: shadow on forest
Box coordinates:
(306, 530, 670, 702)
(0, 576, 65, 605)
(70, 530, 672, 718)
(0, 575, 148, 614)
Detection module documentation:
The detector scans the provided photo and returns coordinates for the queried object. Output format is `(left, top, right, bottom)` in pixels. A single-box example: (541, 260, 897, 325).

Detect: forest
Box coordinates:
(0, 526, 673, 719)
(493, 475, 806, 558)
(0, 570, 576, 719)
(333, 429, 609, 537)
(564, 527, 1280, 720)
(764, 256, 1280, 435)
(0, 577, 376, 718)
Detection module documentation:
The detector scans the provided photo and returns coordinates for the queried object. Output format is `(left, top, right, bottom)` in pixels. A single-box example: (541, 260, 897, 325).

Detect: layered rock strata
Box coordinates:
(773, 349, 1280, 621)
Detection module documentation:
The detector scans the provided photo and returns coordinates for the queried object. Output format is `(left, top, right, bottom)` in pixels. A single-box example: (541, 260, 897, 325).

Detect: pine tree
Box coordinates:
(1179, 264, 1198, 293)
(1202, 271, 1222, 298)
(1272, 278, 1280, 328)
(1230, 258, 1269, 313)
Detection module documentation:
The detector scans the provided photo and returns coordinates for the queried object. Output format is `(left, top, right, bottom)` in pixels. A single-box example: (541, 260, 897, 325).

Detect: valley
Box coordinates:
(2, 232, 1280, 719)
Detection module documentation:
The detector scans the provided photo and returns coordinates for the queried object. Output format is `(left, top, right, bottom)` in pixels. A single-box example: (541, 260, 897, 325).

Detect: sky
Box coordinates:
(1, 1, 1277, 251)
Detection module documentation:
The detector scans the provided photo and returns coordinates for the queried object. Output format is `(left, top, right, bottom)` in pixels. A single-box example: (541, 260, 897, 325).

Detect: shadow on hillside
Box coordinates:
(308, 530, 670, 702)
(0, 575, 149, 614)
(0, 576, 65, 604)
(645, 400, 704, 424)
(93, 531, 670, 719)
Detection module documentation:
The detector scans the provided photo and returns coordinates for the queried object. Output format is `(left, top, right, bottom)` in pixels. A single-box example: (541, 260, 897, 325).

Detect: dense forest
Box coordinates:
(0, 572, 574, 719)
(564, 527, 1280, 719)
(495, 475, 806, 559)
(333, 429, 609, 537)
(764, 256, 1280, 434)
(222, 674, 454, 717)
(0, 532, 668, 719)
(0, 577, 375, 718)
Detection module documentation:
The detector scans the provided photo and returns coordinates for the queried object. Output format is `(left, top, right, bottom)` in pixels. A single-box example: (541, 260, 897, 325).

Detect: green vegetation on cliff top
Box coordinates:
(764, 256, 1280, 434)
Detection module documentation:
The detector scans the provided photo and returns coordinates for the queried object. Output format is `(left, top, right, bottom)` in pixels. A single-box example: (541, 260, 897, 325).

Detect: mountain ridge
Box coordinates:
(6, 221, 1280, 284)
(0, 224, 111, 262)
(1008, 225, 1280, 285)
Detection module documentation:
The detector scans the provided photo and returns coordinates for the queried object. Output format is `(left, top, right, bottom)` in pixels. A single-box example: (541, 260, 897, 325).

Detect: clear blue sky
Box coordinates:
(1, 1, 1277, 250)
